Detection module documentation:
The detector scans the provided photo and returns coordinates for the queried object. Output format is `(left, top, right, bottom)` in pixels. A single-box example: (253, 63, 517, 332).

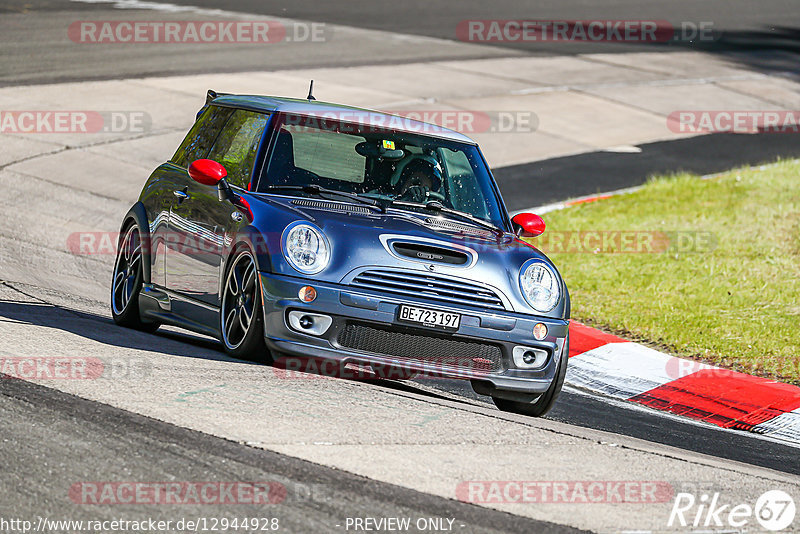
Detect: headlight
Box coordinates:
(282, 222, 330, 274)
(519, 260, 560, 313)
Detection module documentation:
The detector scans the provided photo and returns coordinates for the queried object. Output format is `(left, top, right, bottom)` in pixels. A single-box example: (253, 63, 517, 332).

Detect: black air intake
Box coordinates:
(337, 322, 503, 373)
(391, 242, 469, 266)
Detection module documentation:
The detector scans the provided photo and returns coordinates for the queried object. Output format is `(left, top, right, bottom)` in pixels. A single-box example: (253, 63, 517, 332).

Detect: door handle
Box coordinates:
(173, 189, 189, 201)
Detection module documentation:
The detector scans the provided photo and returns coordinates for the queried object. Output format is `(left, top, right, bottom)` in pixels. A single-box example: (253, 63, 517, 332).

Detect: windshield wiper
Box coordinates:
(264, 184, 385, 212)
(389, 200, 504, 235)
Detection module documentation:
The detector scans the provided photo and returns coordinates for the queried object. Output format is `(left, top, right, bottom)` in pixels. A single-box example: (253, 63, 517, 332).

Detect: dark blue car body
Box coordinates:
(113, 91, 571, 416)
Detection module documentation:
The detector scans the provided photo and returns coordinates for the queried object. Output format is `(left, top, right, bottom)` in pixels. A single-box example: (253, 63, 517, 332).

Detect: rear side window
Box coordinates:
(207, 109, 270, 189)
(171, 105, 233, 168)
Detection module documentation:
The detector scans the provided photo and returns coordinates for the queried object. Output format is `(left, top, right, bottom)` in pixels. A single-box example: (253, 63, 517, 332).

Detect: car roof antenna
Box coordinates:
(306, 80, 316, 101)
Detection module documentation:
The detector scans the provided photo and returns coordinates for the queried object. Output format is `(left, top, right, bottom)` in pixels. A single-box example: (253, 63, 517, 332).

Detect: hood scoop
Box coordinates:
(391, 242, 470, 266)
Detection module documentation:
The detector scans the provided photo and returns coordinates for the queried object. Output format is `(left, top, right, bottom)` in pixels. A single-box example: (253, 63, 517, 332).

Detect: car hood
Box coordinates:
(249, 194, 566, 317)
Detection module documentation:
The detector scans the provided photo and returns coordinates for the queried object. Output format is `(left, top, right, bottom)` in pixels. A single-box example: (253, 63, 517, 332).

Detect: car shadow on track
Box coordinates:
(270, 356, 472, 403)
(0, 299, 471, 404)
(0, 300, 239, 363)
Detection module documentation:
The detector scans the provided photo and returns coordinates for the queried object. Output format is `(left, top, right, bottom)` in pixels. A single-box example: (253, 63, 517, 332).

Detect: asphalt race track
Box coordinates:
(1, 0, 799, 532)
(0, 375, 577, 534)
(92, 0, 800, 55)
(3, 0, 800, 83)
(494, 132, 800, 211)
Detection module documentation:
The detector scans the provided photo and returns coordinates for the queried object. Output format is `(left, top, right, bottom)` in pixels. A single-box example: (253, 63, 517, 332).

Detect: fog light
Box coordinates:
(512, 346, 548, 369)
(288, 311, 332, 336)
(533, 322, 548, 340)
(298, 286, 317, 302)
(299, 315, 314, 329)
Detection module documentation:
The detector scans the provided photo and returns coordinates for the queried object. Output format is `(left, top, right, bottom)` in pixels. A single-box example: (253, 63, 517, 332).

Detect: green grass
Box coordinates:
(531, 159, 800, 384)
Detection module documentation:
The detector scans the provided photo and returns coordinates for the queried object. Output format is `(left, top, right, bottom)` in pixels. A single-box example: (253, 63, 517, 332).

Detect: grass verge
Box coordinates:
(530, 159, 800, 384)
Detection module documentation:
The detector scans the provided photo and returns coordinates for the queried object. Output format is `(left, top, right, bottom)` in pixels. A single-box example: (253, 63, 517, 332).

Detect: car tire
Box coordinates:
(220, 245, 272, 363)
(492, 333, 569, 417)
(111, 222, 159, 333)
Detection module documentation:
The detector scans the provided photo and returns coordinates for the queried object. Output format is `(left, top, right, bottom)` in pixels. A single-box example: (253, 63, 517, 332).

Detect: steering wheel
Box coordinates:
(395, 171, 447, 203)
(396, 186, 446, 203)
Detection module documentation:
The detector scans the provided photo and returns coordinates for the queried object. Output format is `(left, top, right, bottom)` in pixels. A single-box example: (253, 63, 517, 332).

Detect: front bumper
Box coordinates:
(259, 272, 568, 396)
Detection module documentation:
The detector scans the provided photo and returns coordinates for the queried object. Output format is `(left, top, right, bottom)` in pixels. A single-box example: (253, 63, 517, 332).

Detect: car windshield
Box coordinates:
(257, 112, 507, 228)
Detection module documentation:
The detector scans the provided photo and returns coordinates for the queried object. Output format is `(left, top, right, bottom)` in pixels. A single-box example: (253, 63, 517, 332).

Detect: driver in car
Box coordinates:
(395, 157, 444, 203)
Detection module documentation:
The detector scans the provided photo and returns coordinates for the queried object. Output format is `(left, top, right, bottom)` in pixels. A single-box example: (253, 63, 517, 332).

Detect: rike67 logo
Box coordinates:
(669, 490, 796, 531)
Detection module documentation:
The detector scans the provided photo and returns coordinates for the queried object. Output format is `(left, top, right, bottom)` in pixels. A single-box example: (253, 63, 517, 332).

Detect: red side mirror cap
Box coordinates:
(188, 159, 227, 186)
(512, 212, 546, 237)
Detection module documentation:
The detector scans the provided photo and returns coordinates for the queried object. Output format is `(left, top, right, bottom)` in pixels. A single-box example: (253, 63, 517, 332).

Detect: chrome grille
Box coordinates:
(350, 269, 505, 310)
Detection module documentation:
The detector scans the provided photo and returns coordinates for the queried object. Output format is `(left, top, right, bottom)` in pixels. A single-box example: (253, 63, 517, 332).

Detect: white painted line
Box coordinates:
(562, 383, 800, 449)
(509, 74, 767, 96)
(513, 160, 796, 217)
(753, 408, 800, 443)
(512, 201, 566, 216)
(511, 185, 643, 216)
(602, 145, 643, 153)
(566, 342, 707, 400)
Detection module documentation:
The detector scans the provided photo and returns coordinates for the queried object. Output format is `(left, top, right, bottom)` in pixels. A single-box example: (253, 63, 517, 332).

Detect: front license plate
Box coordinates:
(398, 305, 461, 330)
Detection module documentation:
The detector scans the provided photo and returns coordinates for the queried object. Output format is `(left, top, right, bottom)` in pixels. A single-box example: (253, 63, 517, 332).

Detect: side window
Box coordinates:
(171, 105, 234, 168)
(207, 109, 270, 189)
(441, 148, 489, 218)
